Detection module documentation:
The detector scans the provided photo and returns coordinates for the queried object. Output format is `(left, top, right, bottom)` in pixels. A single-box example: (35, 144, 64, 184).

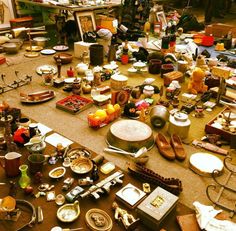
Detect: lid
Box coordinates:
(174, 112, 188, 122)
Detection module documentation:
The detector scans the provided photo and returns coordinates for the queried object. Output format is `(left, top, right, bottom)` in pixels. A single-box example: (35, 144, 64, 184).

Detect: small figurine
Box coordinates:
(112, 201, 140, 230)
(188, 67, 208, 95)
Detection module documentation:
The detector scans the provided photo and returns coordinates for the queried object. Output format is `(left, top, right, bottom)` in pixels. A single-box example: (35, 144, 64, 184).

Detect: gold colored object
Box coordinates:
(24, 51, 40, 58)
(142, 183, 151, 194)
(57, 201, 80, 223)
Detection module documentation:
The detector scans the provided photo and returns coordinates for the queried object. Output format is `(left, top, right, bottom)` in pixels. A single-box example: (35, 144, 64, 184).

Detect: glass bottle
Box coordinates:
(18, 164, 31, 189)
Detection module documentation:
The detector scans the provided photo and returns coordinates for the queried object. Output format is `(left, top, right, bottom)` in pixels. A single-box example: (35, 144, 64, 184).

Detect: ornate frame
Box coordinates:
(0, 0, 15, 30)
(74, 11, 96, 41)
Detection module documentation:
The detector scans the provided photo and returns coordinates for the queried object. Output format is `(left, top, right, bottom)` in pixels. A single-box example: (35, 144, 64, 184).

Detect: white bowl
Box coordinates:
(49, 167, 66, 179)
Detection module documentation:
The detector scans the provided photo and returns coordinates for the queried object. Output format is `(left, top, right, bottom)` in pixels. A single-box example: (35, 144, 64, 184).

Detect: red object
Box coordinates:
(10, 16, 33, 29)
(201, 36, 214, 47)
(67, 67, 74, 77)
(121, 54, 129, 65)
(0, 56, 6, 65)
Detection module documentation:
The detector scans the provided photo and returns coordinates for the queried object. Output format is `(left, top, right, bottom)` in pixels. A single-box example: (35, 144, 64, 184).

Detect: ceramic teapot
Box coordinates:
(76, 62, 89, 75)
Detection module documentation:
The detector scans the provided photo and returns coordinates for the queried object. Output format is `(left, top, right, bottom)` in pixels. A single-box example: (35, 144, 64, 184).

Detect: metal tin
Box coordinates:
(168, 112, 191, 139)
(150, 105, 169, 128)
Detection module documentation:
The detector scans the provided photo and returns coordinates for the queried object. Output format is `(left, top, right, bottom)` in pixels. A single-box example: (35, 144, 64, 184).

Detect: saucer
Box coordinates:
(36, 65, 57, 75)
(53, 45, 69, 51)
(41, 49, 56, 55)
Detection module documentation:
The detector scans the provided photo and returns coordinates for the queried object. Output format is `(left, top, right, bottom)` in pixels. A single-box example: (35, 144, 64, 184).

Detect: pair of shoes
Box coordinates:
(156, 133, 186, 161)
(170, 134, 186, 161)
(156, 133, 175, 161)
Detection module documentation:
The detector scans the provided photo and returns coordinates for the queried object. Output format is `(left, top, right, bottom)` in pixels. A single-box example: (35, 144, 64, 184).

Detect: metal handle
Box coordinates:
(103, 148, 131, 156)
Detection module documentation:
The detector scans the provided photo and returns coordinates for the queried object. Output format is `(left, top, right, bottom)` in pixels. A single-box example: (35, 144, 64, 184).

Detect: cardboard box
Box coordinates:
(136, 187, 178, 230)
(74, 41, 97, 59)
(205, 23, 236, 38)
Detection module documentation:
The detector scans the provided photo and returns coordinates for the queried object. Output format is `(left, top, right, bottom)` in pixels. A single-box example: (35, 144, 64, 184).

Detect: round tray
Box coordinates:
(70, 157, 93, 174)
(189, 152, 224, 177)
(85, 208, 113, 231)
(106, 120, 154, 152)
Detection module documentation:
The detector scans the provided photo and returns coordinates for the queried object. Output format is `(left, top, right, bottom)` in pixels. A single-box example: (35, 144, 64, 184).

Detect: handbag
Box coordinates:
(83, 31, 97, 43)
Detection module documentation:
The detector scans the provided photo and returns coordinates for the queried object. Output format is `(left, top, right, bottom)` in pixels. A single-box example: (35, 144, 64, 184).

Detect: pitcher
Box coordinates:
(0, 152, 22, 177)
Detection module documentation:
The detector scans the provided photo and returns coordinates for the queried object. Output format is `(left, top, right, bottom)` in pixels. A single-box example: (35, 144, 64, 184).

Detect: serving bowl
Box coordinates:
(54, 53, 73, 64)
(49, 167, 66, 179)
(33, 37, 49, 47)
(2, 42, 20, 54)
(70, 157, 93, 174)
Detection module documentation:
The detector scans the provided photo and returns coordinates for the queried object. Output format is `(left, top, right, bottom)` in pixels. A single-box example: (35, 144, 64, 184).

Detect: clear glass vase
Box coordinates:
(18, 164, 31, 189)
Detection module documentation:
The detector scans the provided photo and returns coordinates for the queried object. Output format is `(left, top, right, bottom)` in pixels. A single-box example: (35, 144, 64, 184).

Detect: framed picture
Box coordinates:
(74, 11, 96, 41)
(156, 11, 167, 30)
(0, 0, 15, 30)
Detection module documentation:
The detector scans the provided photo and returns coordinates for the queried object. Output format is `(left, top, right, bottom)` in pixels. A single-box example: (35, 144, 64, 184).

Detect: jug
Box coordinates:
(0, 152, 22, 177)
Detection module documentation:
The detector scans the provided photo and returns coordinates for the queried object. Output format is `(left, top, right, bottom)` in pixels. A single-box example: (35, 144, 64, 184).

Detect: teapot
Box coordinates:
(76, 62, 89, 75)
(24, 135, 46, 153)
(0, 152, 22, 177)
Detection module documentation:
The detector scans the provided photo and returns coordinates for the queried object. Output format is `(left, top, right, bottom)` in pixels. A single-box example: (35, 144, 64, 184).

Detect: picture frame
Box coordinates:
(156, 11, 167, 30)
(74, 11, 96, 41)
(0, 0, 15, 30)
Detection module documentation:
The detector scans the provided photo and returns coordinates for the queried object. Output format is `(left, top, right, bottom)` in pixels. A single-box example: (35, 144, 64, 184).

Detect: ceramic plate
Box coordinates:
(128, 67, 137, 73)
(64, 77, 76, 84)
(20, 90, 55, 104)
(103, 64, 118, 70)
(41, 49, 56, 55)
(53, 45, 69, 51)
(36, 65, 57, 75)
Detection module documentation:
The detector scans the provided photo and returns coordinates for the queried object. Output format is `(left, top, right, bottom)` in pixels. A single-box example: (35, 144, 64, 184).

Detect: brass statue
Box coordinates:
(112, 201, 139, 230)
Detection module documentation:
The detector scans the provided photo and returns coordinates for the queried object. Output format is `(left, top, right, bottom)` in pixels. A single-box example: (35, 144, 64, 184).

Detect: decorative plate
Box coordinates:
(53, 45, 69, 51)
(36, 65, 57, 75)
(64, 77, 77, 84)
(49, 167, 66, 179)
(70, 157, 93, 174)
(85, 208, 113, 231)
(20, 90, 55, 103)
(41, 49, 56, 55)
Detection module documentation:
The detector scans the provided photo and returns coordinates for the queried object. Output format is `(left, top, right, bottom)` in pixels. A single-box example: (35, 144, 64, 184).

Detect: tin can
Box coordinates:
(168, 112, 190, 139)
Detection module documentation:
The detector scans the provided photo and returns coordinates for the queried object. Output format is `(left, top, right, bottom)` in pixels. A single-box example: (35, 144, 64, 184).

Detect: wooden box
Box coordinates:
(136, 187, 178, 230)
(163, 71, 184, 87)
(205, 108, 236, 149)
(10, 16, 33, 29)
(205, 23, 236, 38)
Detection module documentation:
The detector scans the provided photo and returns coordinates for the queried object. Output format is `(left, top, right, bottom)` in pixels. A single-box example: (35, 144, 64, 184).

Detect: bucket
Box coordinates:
(89, 44, 104, 66)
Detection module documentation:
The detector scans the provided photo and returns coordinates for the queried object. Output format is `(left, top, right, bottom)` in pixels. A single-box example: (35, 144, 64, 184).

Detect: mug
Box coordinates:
(0, 152, 22, 177)
(207, 58, 218, 68)
(28, 154, 46, 174)
(29, 123, 38, 138)
(177, 60, 188, 73)
(148, 59, 162, 74)
(18, 117, 31, 128)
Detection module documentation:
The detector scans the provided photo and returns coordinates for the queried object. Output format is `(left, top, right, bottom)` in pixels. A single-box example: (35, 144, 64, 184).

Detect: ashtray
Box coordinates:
(57, 200, 80, 222)
(49, 167, 66, 179)
(70, 157, 93, 174)
(85, 208, 113, 231)
(116, 183, 146, 208)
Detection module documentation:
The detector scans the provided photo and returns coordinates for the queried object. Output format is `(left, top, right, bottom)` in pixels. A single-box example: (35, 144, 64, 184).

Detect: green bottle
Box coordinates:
(19, 164, 31, 189)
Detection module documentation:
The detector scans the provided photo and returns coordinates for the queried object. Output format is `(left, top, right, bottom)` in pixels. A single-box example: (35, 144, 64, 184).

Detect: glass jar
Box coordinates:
(18, 164, 31, 189)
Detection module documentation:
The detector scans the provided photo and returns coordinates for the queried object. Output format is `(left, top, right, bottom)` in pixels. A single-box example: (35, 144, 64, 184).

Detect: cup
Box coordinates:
(161, 64, 174, 78)
(29, 123, 38, 138)
(18, 117, 31, 128)
(177, 60, 188, 73)
(42, 72, 53, 86)
(28, 154, 46, 174)
(207, 58, 218, 68)
(148, 59, 162, 74)
(0, 152, 22, 177)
